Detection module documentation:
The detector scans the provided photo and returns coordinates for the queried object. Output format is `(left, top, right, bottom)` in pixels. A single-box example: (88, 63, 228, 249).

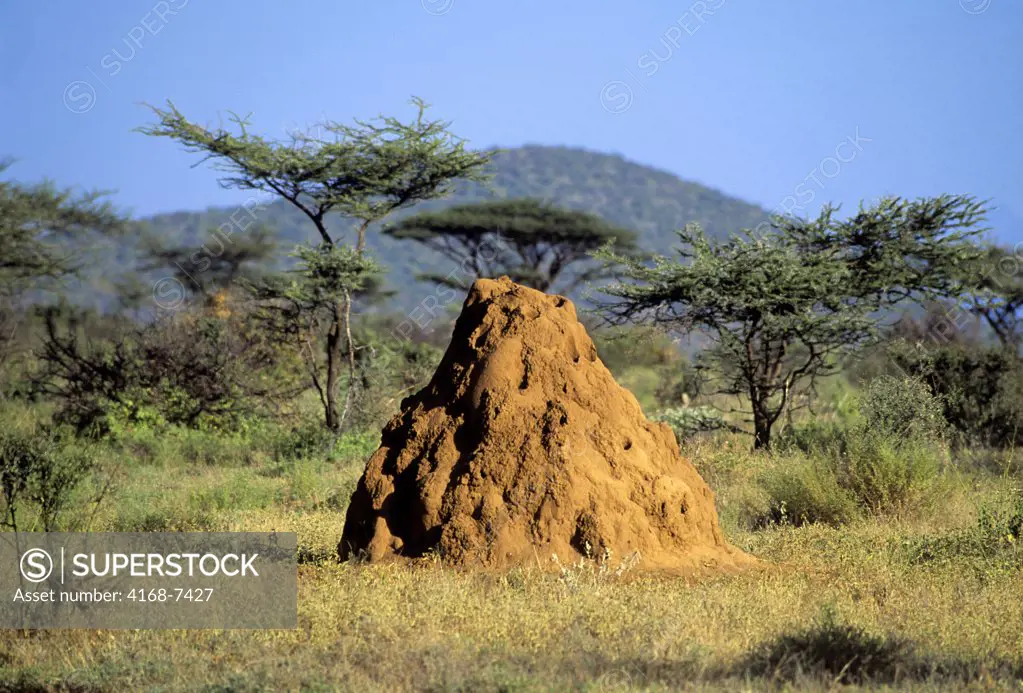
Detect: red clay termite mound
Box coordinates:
(339, 277, 750, 574)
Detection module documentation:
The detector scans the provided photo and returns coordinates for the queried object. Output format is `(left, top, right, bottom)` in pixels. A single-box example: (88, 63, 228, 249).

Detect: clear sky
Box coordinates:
(2, 0, 1021, 236)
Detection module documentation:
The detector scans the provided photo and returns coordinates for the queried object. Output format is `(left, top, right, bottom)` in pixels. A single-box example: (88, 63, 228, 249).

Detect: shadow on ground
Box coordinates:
(736, 606, 1022, 687)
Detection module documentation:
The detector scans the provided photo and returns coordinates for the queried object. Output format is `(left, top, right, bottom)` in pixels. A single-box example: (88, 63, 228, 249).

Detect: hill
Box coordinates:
(132, 145, 770, 310)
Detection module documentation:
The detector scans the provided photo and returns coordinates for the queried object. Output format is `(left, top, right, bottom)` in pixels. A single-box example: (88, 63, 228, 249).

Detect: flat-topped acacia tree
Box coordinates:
(597, 195, 988, 449)
(138, 98, 491, 430)
(383, 197, 639, 294)
(140, 224, 279, 303)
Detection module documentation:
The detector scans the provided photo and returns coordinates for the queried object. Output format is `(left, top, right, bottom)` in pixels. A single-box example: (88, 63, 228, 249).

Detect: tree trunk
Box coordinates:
(323, 221, 371, 431)
(337, 288, 358, 429)
(749, 378, 772, 450)
(335, 222, 372, 430)
(753, 412, 771, 450)
(324, 300, 344, 431)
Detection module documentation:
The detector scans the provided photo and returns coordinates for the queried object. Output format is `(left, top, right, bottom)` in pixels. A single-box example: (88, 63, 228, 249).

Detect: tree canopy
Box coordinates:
(959, 244, 1023, 349)
(0, 159, 124, 291)
(138, 98, 492, 430)
(597, 195, 988, 449)
(136, 98, 492, 251)
(384, 197, 639, 293)
(140, 224, 279, 301)
(0, 160, 126, 381)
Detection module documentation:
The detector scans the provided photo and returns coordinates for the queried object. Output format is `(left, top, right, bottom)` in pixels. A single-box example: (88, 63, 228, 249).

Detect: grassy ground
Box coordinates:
(2, 428, 1023, 691)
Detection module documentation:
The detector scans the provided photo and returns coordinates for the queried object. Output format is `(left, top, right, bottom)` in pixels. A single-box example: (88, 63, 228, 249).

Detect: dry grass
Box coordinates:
(3, 437, 1023, 691)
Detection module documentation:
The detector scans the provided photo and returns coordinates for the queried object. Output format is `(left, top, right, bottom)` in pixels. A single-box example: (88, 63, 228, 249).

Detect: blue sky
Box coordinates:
(2, 0, 1021, 237)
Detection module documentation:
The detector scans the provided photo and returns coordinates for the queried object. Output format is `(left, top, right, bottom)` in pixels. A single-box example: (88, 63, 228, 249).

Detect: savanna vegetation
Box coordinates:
(3, 99, 1023, 691)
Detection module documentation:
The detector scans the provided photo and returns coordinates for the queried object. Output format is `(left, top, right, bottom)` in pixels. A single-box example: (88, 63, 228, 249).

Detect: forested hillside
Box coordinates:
(131, 145, 769, 309)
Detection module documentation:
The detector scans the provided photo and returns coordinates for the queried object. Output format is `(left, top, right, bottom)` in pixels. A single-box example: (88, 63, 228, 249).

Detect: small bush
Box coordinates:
(840, 375, 947, 514)
(591, 324, 700, 411)
(353, 336, 442, 430)
(890, 340, 1023, 448)
(776, 418, 849, 457)
(0, 424, 105, 531)
(106, 419, 376, 470)
(34, 303, 304, 437)
(330, 431, 379, 463)
(762, 375, 948, 525)
(112, 426, 263, 468)
(839, 432, 943, 515)
(757, 454, 858, 528)
(654, 406, 726, 442)
(859, 373, 949, 442)
(266, 422, 338, 461)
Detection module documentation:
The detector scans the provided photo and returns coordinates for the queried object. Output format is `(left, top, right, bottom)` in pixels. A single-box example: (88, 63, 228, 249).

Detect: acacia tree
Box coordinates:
(597, 195, 987, 449)
(383, 198, 639, 293)
(1, 160, 124, 294)
(139, 223, 278, 304)
(959, 244, 1023, 350)
(138, 99, 491, 430)
(0, 160, 124, 385)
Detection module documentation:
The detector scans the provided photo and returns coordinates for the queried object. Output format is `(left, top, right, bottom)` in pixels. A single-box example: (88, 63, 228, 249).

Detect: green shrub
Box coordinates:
(859, 373, 948, 442)
(113, 426, 263, 468)
(0, 424, 105, 531)
(758, 454, 859, 527)
(839, 375, 947, 514)
(591, 324, 700, 410)
(762, 375, 948, 525)
(35, 304, 304, 437)
(890, 340, 1023, 448)
(776, 418, 849, 457)
(250, 421, 336, 463)
(330, 431, 379, 463)
(107, 419, 376, 470)
(653, 406, 726, 442)
(838, 432, 943, 515)
(354, 336, 442, 430)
